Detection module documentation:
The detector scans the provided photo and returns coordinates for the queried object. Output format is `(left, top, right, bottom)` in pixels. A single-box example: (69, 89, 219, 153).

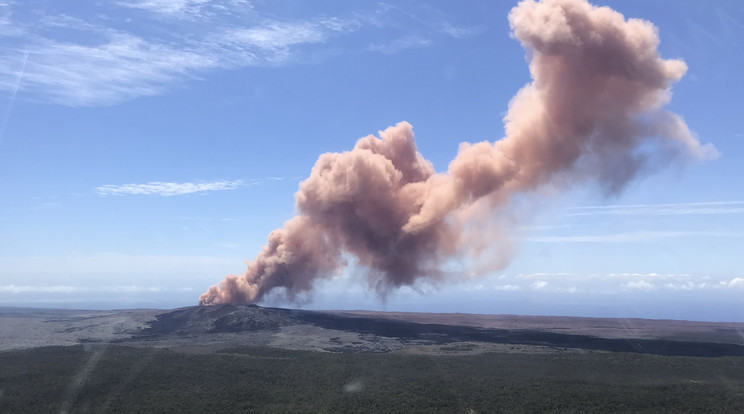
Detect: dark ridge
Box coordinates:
(287, 309, 744, 357)
(142, 305, 744, 357)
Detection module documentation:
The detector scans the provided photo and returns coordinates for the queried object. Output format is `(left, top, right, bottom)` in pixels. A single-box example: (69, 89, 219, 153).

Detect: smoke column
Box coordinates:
(199, 0, 717, 306)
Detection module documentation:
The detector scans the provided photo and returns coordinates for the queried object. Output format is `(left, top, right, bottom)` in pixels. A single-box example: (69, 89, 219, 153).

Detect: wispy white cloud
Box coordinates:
(0, 5, 354, 105)
(0, 50, 26, 144)
(96, 175, 290, 196)
(461, 272, 743, 297)
(213, 18, 357, 65)
(565, 201, 744, 218)
(439, 23, 484, 39)
(368, 35, 431, 54)
(493, 284, 522, 291)
(465, 284, 485, 291)
(726, 277, 744, 288)
(118, 0, 250, 19)
(664, 281, 711, 291)
(519, 272, 700, 285)
(511, 272, 744, 293)
(622, 280, 656, 291)
(224, 21, 327, 50)
(16, 33, 215, 106)
(0, 3, 22, 37)
(607, 272, 658, 278)
(605, 272, 689, 280)
(96, 179, 243, 196)
(0, 2, 475, 106)
(665, 278, 744, 291)
(0, 285, 79, 293)
(527, 230, 742, 243)
(34, 13, 102, 31)
(517, 272, 574, 279)
(524, 280, 579, 293)
(120, 0, 209, 15)
(530, 280, 548, 290)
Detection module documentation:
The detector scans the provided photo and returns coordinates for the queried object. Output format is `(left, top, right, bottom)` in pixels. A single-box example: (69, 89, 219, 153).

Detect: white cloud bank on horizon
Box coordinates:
(0, 252, 239, 276)
(622, 280, 656, 291)
(0, 253, 240, 304)
(96, 179, 243, 196)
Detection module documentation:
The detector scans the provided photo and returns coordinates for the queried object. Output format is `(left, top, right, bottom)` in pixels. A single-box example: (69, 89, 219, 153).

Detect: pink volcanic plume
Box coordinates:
(199, 0, 716, 306)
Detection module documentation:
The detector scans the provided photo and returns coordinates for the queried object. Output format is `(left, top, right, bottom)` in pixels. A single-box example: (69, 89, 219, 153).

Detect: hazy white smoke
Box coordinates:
(199, 0, 717, 306)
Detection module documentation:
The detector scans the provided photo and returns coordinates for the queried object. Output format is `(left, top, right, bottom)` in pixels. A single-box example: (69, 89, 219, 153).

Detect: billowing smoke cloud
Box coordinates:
(199, 0, 717, 306)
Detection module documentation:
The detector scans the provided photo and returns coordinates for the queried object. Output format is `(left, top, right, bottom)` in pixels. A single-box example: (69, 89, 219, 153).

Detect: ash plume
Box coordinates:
(199, 0, 717, 306)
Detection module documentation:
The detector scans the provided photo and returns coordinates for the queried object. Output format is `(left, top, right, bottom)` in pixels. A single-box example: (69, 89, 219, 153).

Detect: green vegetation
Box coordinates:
(1, 345, 744, 413)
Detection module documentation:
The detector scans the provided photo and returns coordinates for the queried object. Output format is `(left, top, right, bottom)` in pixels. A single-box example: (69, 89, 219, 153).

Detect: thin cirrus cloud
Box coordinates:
(212, 18, 357, 66)
(565, 200, 744, 217)
(96, 179, 243, 196)
(367, 35, 432, 54)
(20, 34, 216, 107)
(117, 0, 237, 17)
(224, 22, 329, 50)
(527, 230, 742, 243)
(7, 19, 343, 106)
(439, 23, 484, 39)
(0, 1, 477, 106)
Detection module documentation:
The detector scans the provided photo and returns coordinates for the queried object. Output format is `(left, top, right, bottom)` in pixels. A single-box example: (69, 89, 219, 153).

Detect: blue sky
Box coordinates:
(0, 0, 742, 321)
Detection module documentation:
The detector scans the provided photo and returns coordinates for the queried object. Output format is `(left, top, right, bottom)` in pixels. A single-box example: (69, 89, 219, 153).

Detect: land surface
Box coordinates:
(2, 305, 744, 412)
(2, 304, 743, 356)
